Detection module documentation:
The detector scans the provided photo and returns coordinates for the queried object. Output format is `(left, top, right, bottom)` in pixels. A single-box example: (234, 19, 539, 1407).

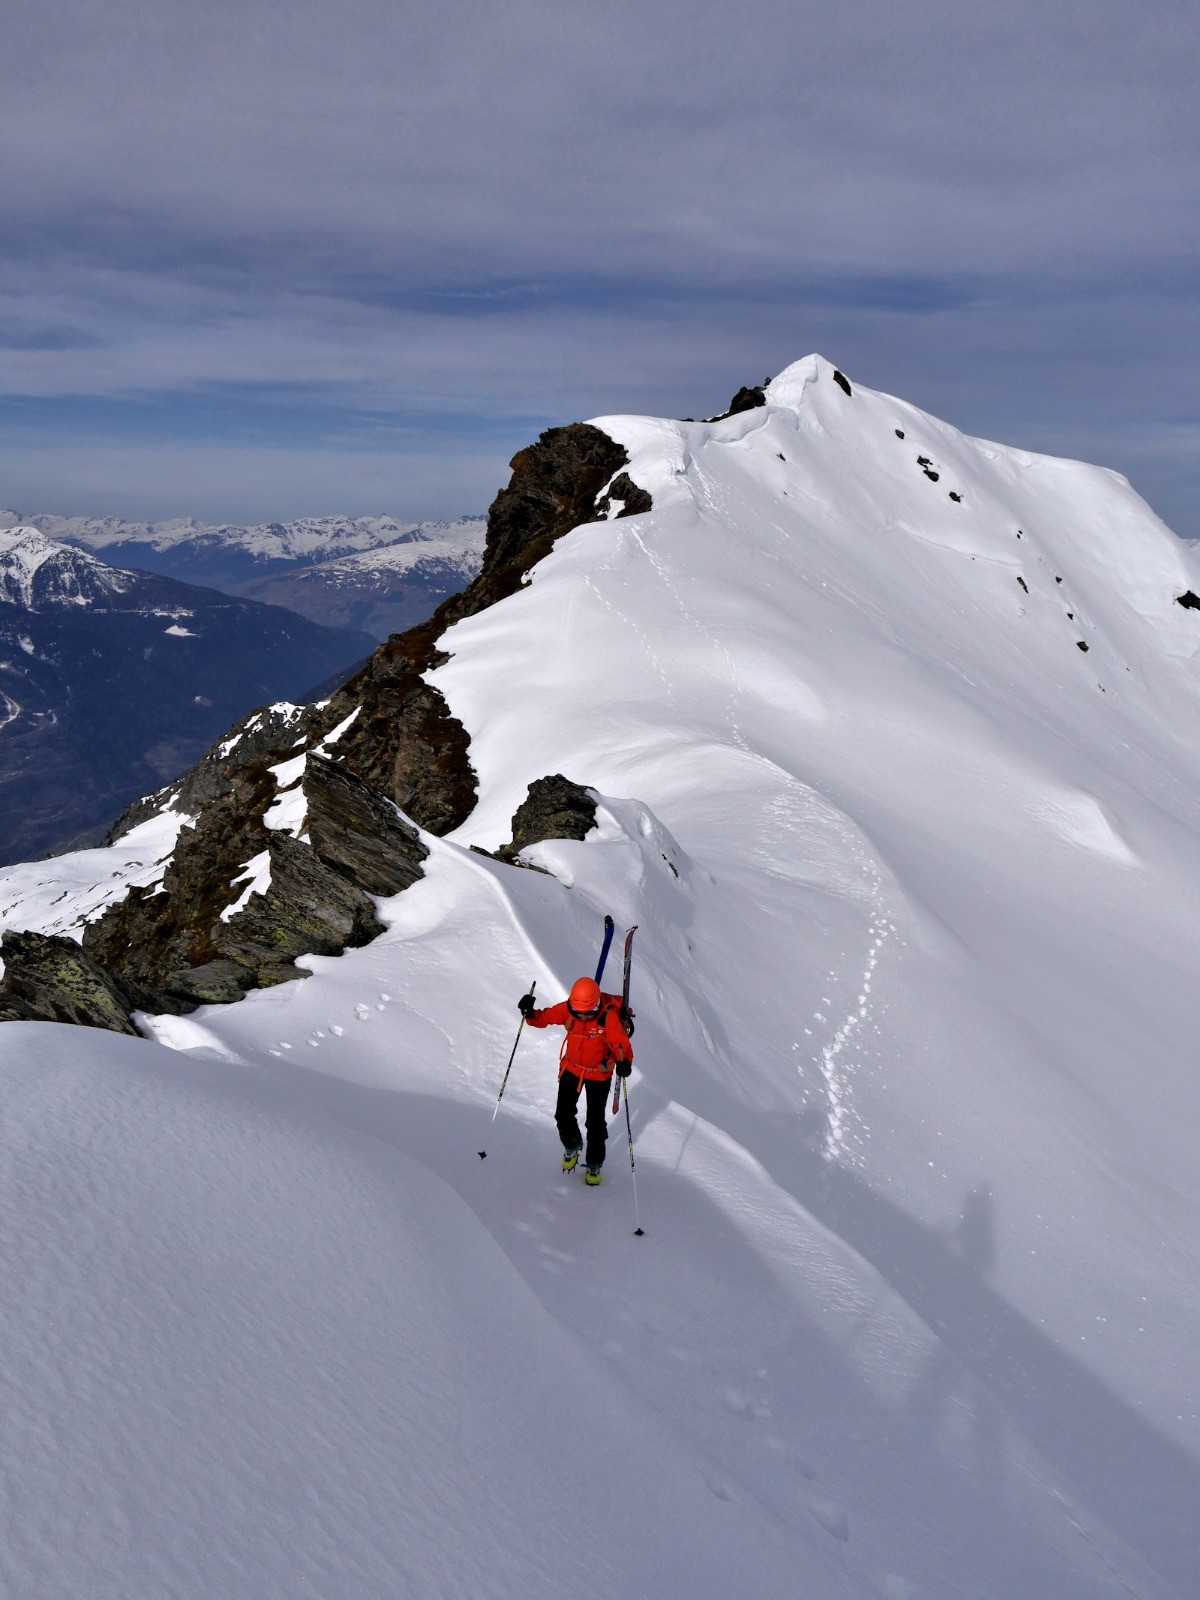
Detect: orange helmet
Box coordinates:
(568, 976, 601, 1016)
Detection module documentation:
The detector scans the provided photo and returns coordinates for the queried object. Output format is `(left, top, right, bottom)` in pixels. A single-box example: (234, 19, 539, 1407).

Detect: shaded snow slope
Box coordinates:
(4, 356, 1200, 1597)
(0, 1024, 821, 1600)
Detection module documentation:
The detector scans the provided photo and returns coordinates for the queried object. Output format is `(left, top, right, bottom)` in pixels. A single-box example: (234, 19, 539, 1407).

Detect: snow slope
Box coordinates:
(4, 356, 1200, 1597)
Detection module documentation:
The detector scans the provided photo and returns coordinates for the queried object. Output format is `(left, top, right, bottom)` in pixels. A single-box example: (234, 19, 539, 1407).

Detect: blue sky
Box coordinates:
(1, 0, 1196, 532)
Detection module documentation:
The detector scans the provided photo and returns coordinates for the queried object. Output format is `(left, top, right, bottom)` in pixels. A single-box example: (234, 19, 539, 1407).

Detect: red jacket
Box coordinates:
(528, 991, 633, 1081)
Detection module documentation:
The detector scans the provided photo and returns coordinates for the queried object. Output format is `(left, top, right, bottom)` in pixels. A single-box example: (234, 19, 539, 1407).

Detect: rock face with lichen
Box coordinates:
(0, 931, 147, 1033)
(1, 424, 651, 1035)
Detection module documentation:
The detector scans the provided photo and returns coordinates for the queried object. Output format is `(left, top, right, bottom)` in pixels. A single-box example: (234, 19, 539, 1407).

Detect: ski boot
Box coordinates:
(584, 1164, 602, 1186)
(562, 1146, 582, 1174)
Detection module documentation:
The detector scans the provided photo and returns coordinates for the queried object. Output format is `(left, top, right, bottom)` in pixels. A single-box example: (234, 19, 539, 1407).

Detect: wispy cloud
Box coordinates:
(1, 0, 1196, 528)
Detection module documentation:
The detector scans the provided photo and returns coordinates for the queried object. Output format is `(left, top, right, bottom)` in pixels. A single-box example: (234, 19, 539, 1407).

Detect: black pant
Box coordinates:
(555, 1071, 611, 1168)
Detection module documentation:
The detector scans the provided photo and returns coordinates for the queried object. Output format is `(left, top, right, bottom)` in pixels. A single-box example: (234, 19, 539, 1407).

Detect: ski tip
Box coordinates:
(604, 913, 614, 926)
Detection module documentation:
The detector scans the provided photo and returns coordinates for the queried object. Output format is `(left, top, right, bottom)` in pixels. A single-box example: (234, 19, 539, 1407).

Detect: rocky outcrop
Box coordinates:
(105, 700, 312, 843)
(84, 756, 421, 1009)
(8, 423, 651, 1035)
(206, 831, 385, 979)
(313, 423, 644, 835)
(87, 758, 280, 992)
(0, 931, 148, 1033)
(473, 425, 633, 603)
(302, 755, 429, 896)
(707, 384, 767, 422)
(316, 656, 475, 836)
(499, 775, 598, 863)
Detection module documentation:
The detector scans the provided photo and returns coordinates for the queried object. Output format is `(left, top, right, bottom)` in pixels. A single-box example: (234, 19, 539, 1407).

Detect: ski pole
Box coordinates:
(621, 1076, 645, 1235)
(478, 979, 535, 1160)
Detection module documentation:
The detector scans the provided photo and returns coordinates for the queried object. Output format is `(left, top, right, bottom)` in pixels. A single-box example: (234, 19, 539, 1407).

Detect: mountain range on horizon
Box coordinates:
(0, 509, 488, 639)
(2, 355, 1199, 1598)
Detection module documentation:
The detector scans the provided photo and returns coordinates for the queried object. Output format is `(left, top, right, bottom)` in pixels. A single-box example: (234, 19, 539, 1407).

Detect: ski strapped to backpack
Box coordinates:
(595, 914, 615, 984)
(613, 924, 636, 1114)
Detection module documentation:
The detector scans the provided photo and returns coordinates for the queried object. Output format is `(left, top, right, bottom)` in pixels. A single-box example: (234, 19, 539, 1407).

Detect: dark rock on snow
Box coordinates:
(708, 385, 767, 422)
(499, 775, 598, 863)
(596, 472, 654, 520)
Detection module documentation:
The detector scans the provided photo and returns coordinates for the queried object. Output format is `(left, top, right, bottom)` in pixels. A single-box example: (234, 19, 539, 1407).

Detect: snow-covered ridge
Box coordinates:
(289, 528, 485, 582)
(4, 356, 1200, 1596)
(0, 806, 190, 980)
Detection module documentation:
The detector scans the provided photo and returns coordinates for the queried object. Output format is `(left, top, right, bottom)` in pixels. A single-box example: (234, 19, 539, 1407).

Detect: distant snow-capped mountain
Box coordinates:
(0, 527, 375, 865)
(0, 524, 138, 609)
(235, 519, 487, 637)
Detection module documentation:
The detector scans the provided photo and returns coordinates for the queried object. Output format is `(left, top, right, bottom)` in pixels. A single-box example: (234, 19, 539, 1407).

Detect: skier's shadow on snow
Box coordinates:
(904, 1185, 1004, 1501)
(953, 1183, 995, 1274)
(628, 1075, 1198, 1599)
(748, 1100, 1196, 1600)
(275, 1053, 1197, 1599)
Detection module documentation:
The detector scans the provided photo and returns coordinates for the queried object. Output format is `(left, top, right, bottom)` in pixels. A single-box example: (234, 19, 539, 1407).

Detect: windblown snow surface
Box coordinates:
(4, 356, 1200, 1598)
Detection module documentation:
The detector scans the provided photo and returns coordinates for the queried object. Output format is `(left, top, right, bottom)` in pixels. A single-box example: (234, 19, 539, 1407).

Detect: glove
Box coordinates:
(620, 1006, 635, 1038)
(615, 1057, 632, 1078)
(518, 993, 536, 1020)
